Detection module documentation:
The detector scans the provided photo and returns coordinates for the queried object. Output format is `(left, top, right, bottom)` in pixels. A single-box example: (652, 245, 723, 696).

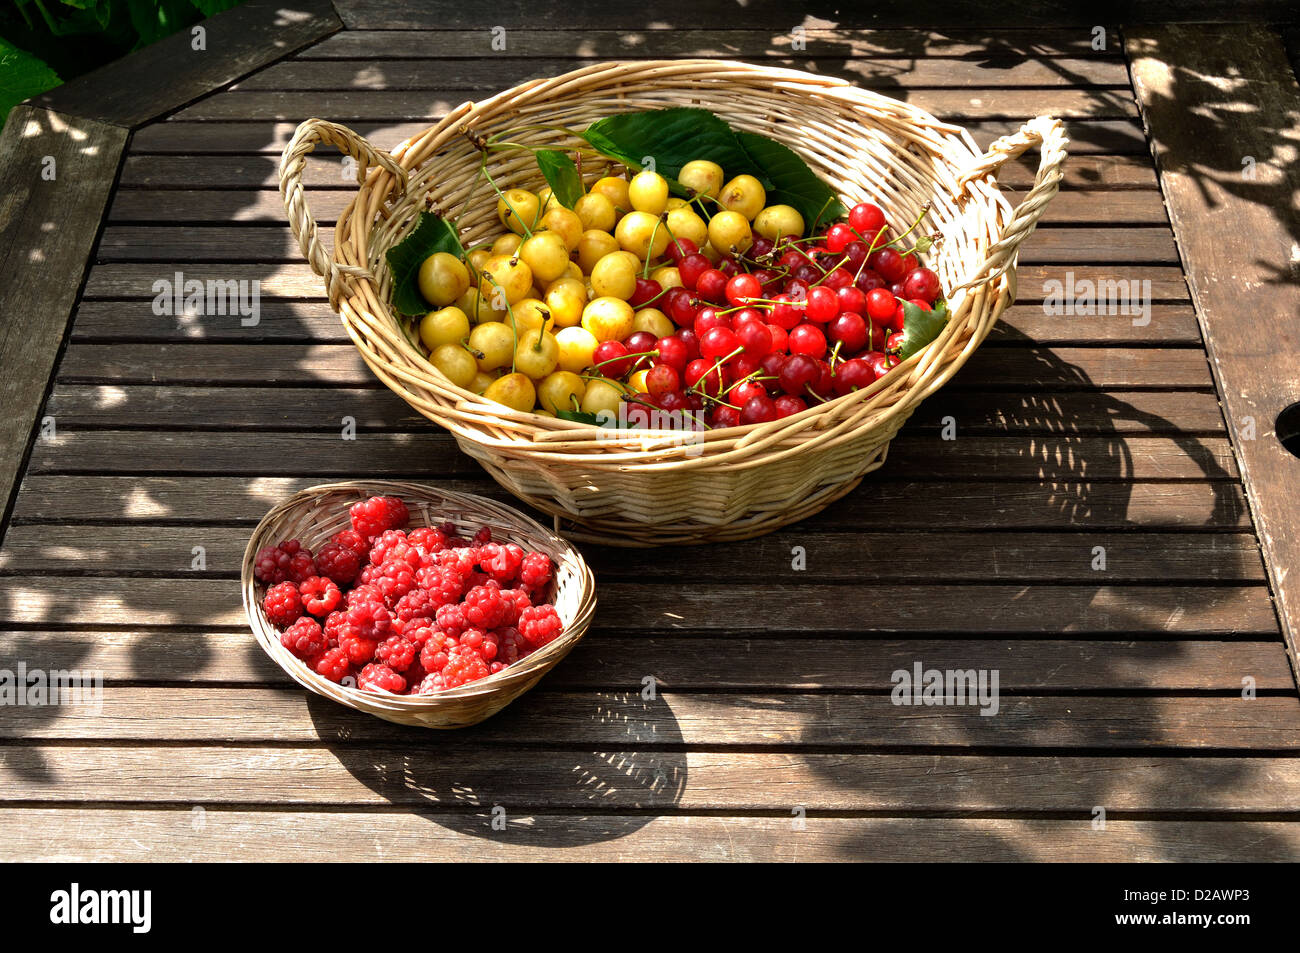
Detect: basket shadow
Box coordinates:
(306, 688, 689, 848)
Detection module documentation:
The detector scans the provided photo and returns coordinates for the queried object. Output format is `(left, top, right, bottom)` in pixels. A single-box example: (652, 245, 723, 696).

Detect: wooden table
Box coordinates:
(2, 1, 1299, 861)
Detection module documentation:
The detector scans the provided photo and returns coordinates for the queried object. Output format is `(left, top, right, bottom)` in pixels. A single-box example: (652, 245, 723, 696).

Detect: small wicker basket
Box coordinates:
(242, 480, 596, 729)
(280, 60, 1067, 546)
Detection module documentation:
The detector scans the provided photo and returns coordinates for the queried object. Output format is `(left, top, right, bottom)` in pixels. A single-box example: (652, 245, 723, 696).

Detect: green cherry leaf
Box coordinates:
(556, 409, 604, 425)
(385, 212, 465, 317)
(534, 150, 584, 209)
(898, 298, 950, 361)
(734, 131, 846, 232)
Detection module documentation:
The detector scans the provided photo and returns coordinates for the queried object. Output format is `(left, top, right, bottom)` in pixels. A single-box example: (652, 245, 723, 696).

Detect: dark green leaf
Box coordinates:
(0, 39, 60, 119)
(736, 131, 846, 232)
(385, 212, 466, 317)
(556, 409, 604, 425)
(534, 150, 584, 209)
(582, 107, 764, 188)
(898, 298, 950, 361)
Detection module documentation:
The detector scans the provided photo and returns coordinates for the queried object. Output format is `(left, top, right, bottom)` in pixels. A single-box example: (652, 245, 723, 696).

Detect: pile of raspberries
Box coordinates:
(254, 494, 564, 695)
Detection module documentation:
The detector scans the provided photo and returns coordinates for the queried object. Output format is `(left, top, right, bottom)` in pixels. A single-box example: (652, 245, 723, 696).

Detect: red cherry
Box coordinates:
(725, 272, 763, 306)
(646, 363, 681, 399)
(804, 286, 839, 323)
(902, 267, 942, 302)
(778, 353, 819, 396)
(759, 352, 787, 392)
(676, 328, 701, 362)
(729, 380, 767, 406)
(788, 323, 828, 359)
(678, 253, 710, 289)
(699, 326, 740, 361)
(828, 312, 869, 353)
(667, 237, 699, 262)
(865, 288, 896, 323)
(593, 340, 633, 378)
(848, 202, 886, 238)
(710, 404, 741, 428)
(834, 358, 877, 395)
(719, 259, 740, 277)
(657, 390, 691, 412)
(696, 268, 728, 303)
(773, 395, 807, 418)
(810, 359, 835, 400)
(767, 323, 789, 354)
(685, 359, 724, 397)
(728, 352, 761, 383)
(750, 237, 775, 260)
(822, 268, 853, 290)
(886, 330, 906, 355)
(739, 395, 779, 425)
(655, 336, 689, 373)
(694, 306, 730, 336)
(870, 247, 906, 284)
(663, 287, 696, 326)
(768, 293, 802, 330)
(732, 307, 764, 326)
(825, 222, 855, 254)
(736, 321, 773, 357)
(844, 241, 870, 269)
(867, 351, 899, 379)
(626, 331, 657, 357)
(837, 286, 867, 316)
(855, 269, 886, 293)
(792, 264, 821, 285)
(628, 277, 663, 308)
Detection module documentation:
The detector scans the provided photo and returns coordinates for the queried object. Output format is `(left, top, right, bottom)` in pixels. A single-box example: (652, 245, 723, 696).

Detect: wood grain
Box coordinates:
(1130, 24, 1300, 682)
(0, 106, 128, 534)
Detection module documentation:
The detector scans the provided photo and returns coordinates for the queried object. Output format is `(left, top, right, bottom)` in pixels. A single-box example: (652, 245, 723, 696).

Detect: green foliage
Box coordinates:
(898, 298, 951, 361)
(0, 0, 247, 122)
(534, 150, 583, 209)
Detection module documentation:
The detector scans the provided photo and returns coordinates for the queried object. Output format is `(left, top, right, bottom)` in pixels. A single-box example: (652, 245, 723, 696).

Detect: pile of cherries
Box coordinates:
(595, 201, 944, 428)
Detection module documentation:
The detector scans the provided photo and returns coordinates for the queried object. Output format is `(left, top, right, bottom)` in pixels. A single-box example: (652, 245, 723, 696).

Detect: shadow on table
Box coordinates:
(306, 688, 688, 848)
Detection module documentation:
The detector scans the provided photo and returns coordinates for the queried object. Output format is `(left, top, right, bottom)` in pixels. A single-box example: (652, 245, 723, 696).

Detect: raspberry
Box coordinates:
(331, 528, 369, 558)
(495, 626, 530, 664)
(286, 549, 317, 584)
(518, 604, 564, 647)
(314, 543, 361, 586)
(414, 566, 463, 607)
(441, 645, 490, 689)
(434, 602, 468, 639)
(253, 539, 309, 585)
(419, 630, 457, 673)
(408, 526, 448, 559)
(298, 576, 342, 617)
(519, 551, 554, 590)
(405, 624, 436, 651)
(498, 589, 532, 627)
(415, 672, 446, 695)
(374, 558, 419, 607)
(463, 584, 509, 630)
(280, 616, 327, 661)
(479, 542, 525, 584)
(314, 646, 352, 682)
(263, 581, 304, 628)
(460, 627, 499, 662)
(368, 529, 413, 567)
(393, 587, 438, 625)
(358, 663, 406, 694)
(375, 635, 416, 673)
(323, 610, 348, 648)
(350, 495, 409, 541)
(472, 526, 493, 546)
(344, 596, 392, 642)
(435, 546, 478, 580)
(339, 628, 379, 665)
(438, 521, 471, 548)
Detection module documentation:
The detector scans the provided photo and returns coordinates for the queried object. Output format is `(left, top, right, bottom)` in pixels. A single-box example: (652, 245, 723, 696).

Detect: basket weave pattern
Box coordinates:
(242, 480, 596, 728)
(280, 61, 1068, 545)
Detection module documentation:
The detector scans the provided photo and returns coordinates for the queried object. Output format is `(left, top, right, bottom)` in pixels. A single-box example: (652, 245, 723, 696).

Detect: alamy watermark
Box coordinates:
(1042, 270, 1151, 327)
(151, 270, 260, 326)
(891, 661, 1000, 716)
(0, 662, 103, 714)
(50, 884, 150, 933)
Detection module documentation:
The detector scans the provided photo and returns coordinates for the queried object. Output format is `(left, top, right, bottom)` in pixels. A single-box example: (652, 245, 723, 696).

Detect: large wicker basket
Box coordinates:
(242, 480, 596, 729)
(279, 60, 1067, 546)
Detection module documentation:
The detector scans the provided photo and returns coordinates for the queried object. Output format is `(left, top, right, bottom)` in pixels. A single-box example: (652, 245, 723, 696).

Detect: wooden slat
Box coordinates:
(167, 87, 1140, 123)
(298, 29, 1124, 60)
(131, 117, 1151, 155)
(0, 107, 128, 532)
(0, 687, 1293, 746)
(106, 185, 1170, 229)
(39, 385, 1227, 434)
(236, 56, 1133, 91)
(0, 524, 1264, 582)
(31, 0, 340, 128)
(68, 299, 1203, 346)
(52, 342, 1217, 390)
(21, 431, 1241, 481)
(0, 578, 1275, 634)
(7, 809, 1297, 862)
(5, 748, 1300, 812)
(3, 630, 1288, 690)
(76, 263, 1194, 300)
(1129, 25, 1300, 678)
(7, 476, 1253, 530)
(92, 223, 1179, 265)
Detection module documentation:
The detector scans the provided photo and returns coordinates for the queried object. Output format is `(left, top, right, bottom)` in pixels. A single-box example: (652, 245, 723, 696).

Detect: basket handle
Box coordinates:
(279, 118, 410, 306)
(951, 115, 1068, 291)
